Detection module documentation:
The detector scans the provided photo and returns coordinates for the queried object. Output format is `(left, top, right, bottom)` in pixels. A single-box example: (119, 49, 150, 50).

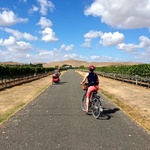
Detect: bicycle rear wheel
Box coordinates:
(92, 98, 101, 119)
(81, 93, 86, 111)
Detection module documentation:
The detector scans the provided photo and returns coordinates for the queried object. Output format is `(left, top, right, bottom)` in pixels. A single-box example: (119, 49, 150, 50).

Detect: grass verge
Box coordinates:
(0, 81, 51, 126)
(100, 88, 150, 133)
(0, 103, 26, 125)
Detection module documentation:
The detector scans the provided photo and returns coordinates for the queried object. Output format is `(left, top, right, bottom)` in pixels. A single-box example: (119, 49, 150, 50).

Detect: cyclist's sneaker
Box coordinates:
(100, 106, 103, 112)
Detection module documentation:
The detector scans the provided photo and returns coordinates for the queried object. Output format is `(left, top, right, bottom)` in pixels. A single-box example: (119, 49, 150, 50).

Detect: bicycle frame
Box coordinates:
(84, 90, 100, 104)
(81, 89, 103, 119)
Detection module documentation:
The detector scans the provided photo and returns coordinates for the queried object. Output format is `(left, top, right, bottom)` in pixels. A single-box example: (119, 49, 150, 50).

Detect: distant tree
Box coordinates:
(79, 65, 84, 68)
(62, 64, 69, 67)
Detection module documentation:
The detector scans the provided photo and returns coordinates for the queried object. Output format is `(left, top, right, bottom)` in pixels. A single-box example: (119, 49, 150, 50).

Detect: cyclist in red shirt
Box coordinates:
(81, 65, 99, 113)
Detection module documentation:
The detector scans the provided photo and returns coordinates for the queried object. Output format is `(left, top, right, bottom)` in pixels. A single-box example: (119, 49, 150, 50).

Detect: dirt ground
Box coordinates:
(0, 71, 150, 133)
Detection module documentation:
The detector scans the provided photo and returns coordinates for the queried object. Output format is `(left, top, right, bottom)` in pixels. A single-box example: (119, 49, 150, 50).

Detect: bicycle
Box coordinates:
(52, 76, 60, 84)
(81, 88, 103, 119)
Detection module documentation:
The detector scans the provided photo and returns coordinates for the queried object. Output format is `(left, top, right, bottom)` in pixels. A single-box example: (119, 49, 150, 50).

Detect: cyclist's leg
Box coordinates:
(81, 91, 87, 111)
(85, 98, 90, 113)
(85, 88, 90, 113)
(86, 86, 98, 112)
(86, 86, 98, 97)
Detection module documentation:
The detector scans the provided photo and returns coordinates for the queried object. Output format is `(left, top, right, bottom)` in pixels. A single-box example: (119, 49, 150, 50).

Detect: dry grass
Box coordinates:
(0, 74, 54, 125)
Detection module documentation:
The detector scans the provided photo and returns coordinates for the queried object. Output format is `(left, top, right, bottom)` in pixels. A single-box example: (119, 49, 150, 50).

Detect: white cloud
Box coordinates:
(63, 53, 80, 60)
(0, 50, 9, 60)
(90, 55, 118, 62)
(39, 49, 54, 56)
(84, 30, 102, 39)
(62, 54, 89, 62)
(116, 35, 150, 62)
(0, 39, 3, 45)
(139, 36, 150, 48)
(34, 46, 88, 63)
(0, 10, 28, 26)
(60, 44, 74, 51)
(1, 36, 16, 46)
(11, 41, 32, 52)
(23, 33, 38, 41)
(0, 36, 32, 52)
(37, 0, 55, 15)
(4, 28, 38, 41)
(117, 43, 139, 52)
(82, 31, 124, 48)
(136, 50, 150, 62)
(41, 27, 58, 42)
(82, 30, 102, 48)
(37, 17, 53, 28)
(117, 35, 150, 53)
(34, 49, 80, 63)
(100, 32, 124, 46)
(29, 5, 39, 14)
(84, 0, 150, 29)
(82, 39, 92, 48)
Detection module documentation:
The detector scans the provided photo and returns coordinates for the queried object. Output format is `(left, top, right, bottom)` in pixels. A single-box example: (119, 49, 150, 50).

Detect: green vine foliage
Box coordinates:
(96, 64, 150, 77)
(0, 65, 54, 78)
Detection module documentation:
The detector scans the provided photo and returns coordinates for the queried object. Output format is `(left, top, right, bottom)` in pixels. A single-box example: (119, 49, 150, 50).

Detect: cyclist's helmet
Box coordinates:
(89, 65, 95, 71)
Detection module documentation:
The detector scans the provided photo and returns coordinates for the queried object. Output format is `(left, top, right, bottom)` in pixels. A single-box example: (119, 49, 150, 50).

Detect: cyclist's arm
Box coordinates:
(81, 73, 89, 84)
(96, 74, 99, 85)
(58, 71, 61, 76)
(97, 76, 99, 85)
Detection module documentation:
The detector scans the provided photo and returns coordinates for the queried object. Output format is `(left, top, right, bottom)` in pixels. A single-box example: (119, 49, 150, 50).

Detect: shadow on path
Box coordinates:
(85, 108, 120, 120)
(100, 108, 120, 120)
(52, 81, 68, 85)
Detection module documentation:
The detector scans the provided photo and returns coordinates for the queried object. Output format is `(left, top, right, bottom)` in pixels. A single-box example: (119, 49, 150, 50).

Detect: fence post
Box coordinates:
(135, 75, 138, 86)
(114, 74, 116, 80)
(4, 78, 6, 87)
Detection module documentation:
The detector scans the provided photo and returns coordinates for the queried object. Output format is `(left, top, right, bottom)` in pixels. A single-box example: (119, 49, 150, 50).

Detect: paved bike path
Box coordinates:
(0, 70, 149, 150)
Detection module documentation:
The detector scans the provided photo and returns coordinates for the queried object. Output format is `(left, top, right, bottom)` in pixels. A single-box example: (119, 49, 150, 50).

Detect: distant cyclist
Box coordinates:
(81, 65, 99, 113)
(52, 66, 61, 83)
(54, 66, 61, 78)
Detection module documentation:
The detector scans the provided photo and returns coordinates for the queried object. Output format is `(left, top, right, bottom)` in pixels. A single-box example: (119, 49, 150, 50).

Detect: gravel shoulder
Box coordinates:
(0, 71, 150, 133)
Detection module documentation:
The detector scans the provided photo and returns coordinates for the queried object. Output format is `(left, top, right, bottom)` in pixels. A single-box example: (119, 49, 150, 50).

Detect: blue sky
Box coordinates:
(0, 0, 150, 63)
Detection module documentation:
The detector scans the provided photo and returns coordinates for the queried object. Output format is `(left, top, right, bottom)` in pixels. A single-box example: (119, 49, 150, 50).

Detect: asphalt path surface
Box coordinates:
(0, 70, 150, 150)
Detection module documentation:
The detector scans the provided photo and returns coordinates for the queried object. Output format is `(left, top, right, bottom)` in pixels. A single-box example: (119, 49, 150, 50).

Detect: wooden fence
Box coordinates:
(0, 72, 53, 90)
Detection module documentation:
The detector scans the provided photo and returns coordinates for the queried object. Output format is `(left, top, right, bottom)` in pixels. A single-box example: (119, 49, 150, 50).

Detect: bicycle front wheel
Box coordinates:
(81, 93, 86, 111)
(92, 98, 101, 119)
